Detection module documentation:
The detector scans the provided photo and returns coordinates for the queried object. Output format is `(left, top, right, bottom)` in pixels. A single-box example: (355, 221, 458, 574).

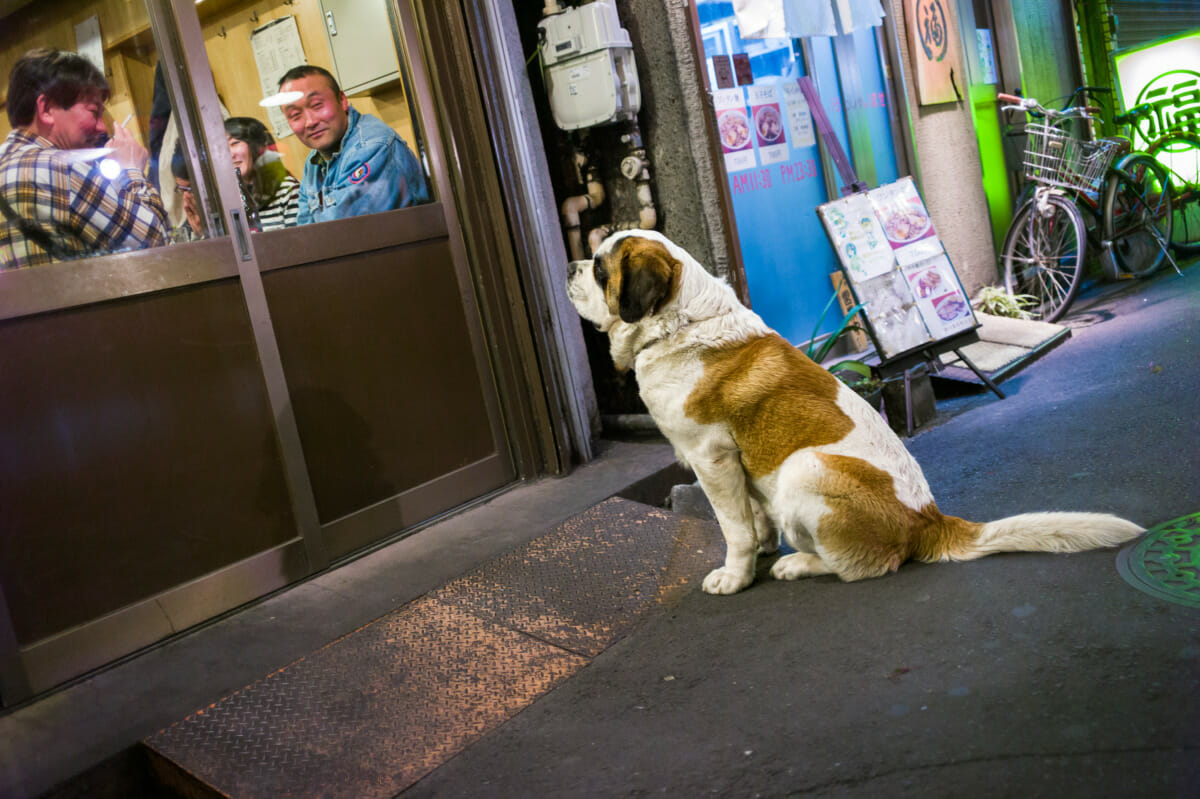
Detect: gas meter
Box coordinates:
(538, 0, 641, 130)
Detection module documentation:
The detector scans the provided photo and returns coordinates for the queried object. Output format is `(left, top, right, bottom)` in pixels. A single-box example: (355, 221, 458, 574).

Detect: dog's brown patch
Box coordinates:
(811, 452, 982, 579)
(683, 334, 854, 479)
(603, 237, 681, 322)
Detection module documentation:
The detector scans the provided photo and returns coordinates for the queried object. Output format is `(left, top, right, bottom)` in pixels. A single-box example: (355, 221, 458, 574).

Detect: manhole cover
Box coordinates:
(1117, 512, 1200, 608)
(1063, 309, 1113, 328)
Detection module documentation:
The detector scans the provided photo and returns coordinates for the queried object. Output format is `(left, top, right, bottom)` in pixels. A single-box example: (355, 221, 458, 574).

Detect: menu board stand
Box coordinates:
(799, 80, 1003, 430)
(816, 179, 1006, 422)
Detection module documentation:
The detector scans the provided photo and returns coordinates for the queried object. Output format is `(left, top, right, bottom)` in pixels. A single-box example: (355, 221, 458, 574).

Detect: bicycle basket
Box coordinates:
(1023, 124, 1123, 193)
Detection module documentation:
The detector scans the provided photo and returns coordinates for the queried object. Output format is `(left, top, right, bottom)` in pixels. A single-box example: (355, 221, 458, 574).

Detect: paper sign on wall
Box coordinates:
(781, 81, 816, 148)
(251, 16, 308, 140)
(714, 87, 757, 173)
(748, 84, 788, 165)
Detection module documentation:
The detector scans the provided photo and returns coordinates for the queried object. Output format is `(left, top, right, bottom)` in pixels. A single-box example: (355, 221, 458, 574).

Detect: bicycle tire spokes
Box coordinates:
(1004, 197, 1085, 322)
(1103, 154, 1172, 278)
(1145, 133, 1200, 256)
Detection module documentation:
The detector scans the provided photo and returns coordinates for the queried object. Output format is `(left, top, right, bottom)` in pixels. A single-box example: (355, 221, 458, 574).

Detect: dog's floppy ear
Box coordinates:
(615, 238, 679, 323)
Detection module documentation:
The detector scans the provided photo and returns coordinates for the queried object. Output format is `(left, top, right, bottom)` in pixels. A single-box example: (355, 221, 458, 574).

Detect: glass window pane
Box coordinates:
(197, 0, 432, 231)
(0, 2, 182, 269)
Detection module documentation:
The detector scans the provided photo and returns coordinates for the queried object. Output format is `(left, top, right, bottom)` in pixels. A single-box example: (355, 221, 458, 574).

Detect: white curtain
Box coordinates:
(733, 0, 886, 39)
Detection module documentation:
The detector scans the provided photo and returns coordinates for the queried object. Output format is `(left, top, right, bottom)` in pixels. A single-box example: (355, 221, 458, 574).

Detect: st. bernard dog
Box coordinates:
(567, 229, 1143, 595)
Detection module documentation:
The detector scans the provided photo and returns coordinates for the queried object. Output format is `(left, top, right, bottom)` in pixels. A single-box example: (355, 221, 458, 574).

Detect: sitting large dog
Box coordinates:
(566, 230, 1143, 595)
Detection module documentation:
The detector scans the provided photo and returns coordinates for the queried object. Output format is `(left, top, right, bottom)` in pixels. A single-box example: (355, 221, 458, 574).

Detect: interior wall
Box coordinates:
(887, 0, 999, 296)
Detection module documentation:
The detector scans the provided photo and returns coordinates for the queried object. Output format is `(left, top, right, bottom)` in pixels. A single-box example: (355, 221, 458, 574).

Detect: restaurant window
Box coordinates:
(0, 0, 189, 270)
(195, 0, 432, 234)
(0, 0, 434, 276)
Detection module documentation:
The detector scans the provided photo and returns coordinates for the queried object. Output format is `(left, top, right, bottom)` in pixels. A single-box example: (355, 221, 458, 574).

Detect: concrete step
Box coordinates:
(142, 497, 721, 798)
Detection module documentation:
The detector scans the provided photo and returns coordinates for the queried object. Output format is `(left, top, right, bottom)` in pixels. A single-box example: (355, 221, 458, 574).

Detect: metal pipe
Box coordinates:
(560, 150, 605, 260)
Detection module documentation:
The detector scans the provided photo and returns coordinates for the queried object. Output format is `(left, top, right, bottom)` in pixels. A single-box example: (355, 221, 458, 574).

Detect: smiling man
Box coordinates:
(277, 65, 429, 225)
(0, 48, 169, 269)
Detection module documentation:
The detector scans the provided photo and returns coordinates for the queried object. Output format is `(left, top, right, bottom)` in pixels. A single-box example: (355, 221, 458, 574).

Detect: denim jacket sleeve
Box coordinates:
(297, 110, 429, 225)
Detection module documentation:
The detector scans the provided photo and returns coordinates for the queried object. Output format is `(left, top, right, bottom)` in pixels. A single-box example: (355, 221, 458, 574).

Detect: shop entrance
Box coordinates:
(0, 0, 523, 703)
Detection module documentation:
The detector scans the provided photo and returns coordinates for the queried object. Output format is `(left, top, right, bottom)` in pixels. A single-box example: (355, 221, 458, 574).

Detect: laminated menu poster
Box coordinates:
(853, 269, 932, 358)
(816, 192, 895, 284)
(748, 84, 788, 165)
(902, 253, 975, 339)
(714, 88, 757, 173)
(868, 177, 943, 266)
(818, 177, 977, 361)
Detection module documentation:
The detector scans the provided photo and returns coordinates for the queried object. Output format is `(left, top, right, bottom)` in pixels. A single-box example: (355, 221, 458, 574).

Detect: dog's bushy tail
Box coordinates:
(944, 512, 1143, 562)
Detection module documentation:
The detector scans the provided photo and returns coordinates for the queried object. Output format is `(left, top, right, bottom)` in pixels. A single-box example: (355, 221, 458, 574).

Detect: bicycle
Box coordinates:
(1115, 102, 1200, 257)
(996, 93, 1173, 321)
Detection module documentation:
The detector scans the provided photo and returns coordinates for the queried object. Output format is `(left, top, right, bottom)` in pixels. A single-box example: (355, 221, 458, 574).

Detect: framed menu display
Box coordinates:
(817, 177, 978, 362)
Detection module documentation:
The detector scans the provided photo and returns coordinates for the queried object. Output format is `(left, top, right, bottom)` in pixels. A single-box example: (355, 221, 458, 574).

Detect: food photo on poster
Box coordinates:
(749, 84, 788, 165)
(902, 253, 974, 339)
(869, 177, 942, 265)
(714, 86, 758, 173)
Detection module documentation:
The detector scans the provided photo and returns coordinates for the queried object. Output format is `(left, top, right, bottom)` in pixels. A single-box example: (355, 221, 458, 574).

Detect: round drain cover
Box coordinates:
(1117, 512, 1200, 608)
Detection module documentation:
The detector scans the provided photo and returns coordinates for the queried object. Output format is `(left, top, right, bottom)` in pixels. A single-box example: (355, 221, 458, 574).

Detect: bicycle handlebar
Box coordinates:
(997, 93, 1097, 121)
(1114, 103, 1154, 127)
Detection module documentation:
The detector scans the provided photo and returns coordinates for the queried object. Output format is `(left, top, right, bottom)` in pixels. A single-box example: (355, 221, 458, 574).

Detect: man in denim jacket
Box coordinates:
(278, 65, 428, 224)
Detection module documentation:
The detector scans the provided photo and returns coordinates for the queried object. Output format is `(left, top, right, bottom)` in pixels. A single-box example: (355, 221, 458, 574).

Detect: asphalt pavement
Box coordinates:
(403, 262, 1200, 797)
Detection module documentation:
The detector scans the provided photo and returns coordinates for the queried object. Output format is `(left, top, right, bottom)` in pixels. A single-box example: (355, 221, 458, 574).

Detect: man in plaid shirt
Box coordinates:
(1, 48, 170, 269)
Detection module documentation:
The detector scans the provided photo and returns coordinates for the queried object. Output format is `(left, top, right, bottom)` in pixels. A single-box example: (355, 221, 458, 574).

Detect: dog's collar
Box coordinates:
(631, 316, 694, 359)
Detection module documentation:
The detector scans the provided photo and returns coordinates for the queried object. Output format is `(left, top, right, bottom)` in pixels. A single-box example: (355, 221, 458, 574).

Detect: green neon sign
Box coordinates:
(1114, 29, 1200, 148)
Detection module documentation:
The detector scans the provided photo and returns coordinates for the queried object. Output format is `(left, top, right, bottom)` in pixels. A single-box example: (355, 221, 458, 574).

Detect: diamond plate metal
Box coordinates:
(145, 498, 723, 797)
(431, 497, 723, 656)
(147, 596, 587, 798)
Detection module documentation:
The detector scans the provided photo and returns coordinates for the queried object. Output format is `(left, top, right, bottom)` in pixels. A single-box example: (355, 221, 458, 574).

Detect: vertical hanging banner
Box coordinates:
(748, 84, 788, 165)
(714, 87, 757, 172)
(904, 0, 964, 105)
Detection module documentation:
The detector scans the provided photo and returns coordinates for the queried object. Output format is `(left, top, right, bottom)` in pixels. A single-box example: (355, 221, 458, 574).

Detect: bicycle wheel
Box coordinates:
(1147, 133, 1200, 255)
(1102, 153, 1172, 278)
(1002, 193, 1087, 323)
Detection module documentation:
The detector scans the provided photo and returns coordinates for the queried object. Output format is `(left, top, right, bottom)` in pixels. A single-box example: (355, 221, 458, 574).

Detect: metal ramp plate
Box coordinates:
(144, 498, 722, 798)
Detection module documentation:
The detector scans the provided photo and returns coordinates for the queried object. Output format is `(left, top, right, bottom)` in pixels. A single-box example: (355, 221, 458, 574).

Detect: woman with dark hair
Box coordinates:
(224, 116, 299, 230)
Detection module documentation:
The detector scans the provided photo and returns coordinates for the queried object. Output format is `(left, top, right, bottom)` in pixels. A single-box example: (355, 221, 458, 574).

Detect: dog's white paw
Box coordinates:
(702, 566, 753, 595)
(770, 552, 833, 581)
